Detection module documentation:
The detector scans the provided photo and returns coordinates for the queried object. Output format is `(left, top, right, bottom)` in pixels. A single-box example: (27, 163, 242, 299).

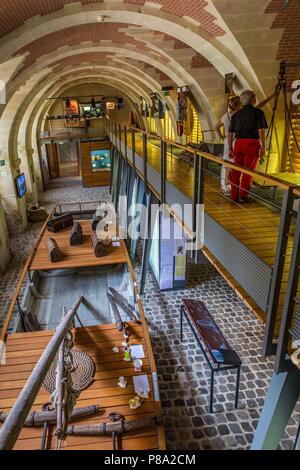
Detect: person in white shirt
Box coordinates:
(215, 96, 241, 195)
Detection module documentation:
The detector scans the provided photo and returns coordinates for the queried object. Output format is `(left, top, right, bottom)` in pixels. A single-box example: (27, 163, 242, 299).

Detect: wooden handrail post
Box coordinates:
(0, 296, 84, 450)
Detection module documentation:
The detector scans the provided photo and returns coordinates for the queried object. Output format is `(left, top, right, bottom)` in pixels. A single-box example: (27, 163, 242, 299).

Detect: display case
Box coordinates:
(90, 149, 111, 171)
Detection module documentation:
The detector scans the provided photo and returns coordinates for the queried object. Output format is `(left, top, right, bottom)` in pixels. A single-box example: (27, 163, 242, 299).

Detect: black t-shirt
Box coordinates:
(229, 104, 268, 139)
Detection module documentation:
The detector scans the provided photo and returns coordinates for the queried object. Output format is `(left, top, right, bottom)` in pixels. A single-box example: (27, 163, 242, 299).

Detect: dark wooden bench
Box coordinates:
(180, 298, 242, 413)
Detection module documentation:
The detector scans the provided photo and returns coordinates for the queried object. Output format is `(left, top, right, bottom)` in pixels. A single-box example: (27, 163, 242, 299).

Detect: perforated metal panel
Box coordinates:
(204, 214, 273, 311)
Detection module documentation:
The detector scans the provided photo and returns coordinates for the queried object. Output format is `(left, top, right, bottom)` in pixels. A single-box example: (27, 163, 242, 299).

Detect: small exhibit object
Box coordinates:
(118, 376, 127, 388)
(46, 237, 63, 263)
(27, 204, 48, 222)
(133, 375, 150, 396)
(123, 346, 131, 362)
(130, 345, 145, 360)
(133, 359, 143, 372)
(112, 346, 120, 354)
(47, 213, 73, 233)
(129, 397, 142, 410)
(136, 388, 149, 399)
(70, 222, 83, 246)
(91, 231, 111, 257)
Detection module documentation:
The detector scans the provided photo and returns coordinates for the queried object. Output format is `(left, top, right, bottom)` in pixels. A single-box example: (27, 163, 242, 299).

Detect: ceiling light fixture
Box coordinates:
(97, 15, 109, 22)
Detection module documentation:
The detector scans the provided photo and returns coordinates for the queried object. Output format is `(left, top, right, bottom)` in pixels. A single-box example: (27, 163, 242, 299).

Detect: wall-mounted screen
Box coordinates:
(90, 149, 111, 171)
(15, 173, 27, 198)
(82, 102, 104, 118)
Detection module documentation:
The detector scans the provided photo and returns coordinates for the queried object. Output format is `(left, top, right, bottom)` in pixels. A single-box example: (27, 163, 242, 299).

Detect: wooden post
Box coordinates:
(0, 296, 84, 450)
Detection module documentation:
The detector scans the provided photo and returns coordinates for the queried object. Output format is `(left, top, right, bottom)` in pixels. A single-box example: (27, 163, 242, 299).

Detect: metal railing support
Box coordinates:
(118, 123, 122, 154)
(124, 126, 128, 162)
(193, 153, 205, 263)
(0, 296, 84, 450)
(114, 122, 117, 148)
(140, 192, 154, 295)
(263, 188, 295, 357)
(131, 129, 136, 174)
(143, 132, 148, 192)
(160, 140, 167, 204)
(275, 207, 300, 372)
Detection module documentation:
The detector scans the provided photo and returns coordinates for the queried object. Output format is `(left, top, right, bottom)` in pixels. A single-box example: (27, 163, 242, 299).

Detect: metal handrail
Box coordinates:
(109, 119, 299, 191)
(0, 296, 84, 450)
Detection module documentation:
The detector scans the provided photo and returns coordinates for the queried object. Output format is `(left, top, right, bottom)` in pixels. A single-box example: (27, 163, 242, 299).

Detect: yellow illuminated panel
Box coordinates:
(163, 112, 175, 142)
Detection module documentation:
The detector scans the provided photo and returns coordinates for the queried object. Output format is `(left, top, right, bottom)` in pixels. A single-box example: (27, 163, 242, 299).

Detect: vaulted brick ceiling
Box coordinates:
(0, 0, 298, 130)
(12, 23, 152, 77)
(266, 0, 300, 84)
(0, 0, 224, 39)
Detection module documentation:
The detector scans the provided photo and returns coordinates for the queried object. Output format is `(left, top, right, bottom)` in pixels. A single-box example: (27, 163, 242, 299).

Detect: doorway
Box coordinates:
(58, 142, 80, 177)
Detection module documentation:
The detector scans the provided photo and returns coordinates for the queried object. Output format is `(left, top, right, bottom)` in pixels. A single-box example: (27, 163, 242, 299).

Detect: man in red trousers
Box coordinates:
(228, 90, 268, 202)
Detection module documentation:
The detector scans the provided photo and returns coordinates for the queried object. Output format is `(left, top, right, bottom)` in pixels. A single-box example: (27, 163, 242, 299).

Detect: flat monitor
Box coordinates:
(15, 173, 27, 198)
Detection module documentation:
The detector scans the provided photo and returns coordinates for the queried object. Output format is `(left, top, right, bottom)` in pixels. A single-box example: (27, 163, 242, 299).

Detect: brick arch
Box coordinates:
(0, 5, 263, 97)
(266, 0, 300, 85)
(0, 0, 224, 40)
(12, 22, 155, 78)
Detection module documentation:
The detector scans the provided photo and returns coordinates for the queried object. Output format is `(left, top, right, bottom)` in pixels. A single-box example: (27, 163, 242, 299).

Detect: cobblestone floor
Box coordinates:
(0, 177, 299, 450)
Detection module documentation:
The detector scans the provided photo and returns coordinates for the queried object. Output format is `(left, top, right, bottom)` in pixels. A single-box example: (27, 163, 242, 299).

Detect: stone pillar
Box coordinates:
(0, 195, 10, 272)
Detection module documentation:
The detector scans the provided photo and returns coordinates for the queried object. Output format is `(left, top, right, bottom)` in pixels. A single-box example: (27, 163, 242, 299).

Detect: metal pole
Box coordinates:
(114, 122, 117, 148)
(263, 189, 295, 357)
(160, 140, 167, 204)
(118, 123, 122, 155)
(143, 133, 148, 192)
(131, 129, 136, 174)
(139, 192, 153, 295)
(124, 126, 128, 162)
(193, 154, 204, 263)
(0, 296, 84, 450)
(275, 207, 300, 372)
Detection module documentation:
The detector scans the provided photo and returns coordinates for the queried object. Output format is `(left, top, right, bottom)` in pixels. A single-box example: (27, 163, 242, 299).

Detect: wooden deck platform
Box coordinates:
(0, 321, 165, 450)
(30, 220, 128, 272)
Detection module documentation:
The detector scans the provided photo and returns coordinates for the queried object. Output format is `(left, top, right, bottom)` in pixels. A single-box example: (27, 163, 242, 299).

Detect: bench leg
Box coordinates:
(180, 307, 184, 342)
(210, 369, 215, 413)
(235, 366, 241, 409)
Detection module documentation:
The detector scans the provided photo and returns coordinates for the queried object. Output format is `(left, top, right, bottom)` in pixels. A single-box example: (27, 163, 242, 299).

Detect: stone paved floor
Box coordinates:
(0, 177, 299, 450)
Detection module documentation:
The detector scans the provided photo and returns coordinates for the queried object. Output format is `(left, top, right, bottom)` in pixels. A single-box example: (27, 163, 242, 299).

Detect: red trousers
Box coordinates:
(231, 138, 260, 202)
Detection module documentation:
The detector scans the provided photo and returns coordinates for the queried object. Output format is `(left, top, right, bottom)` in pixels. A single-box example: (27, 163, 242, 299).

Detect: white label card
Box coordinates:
(130, 344, 145, 359)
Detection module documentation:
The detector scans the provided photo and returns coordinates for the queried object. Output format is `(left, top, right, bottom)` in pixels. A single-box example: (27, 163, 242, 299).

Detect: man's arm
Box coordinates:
(228, 132, 234, 159)
(215, 120, 224, 140)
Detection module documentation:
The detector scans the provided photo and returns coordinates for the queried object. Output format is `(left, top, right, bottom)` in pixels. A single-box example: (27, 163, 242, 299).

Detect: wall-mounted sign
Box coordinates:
(106, 101, 116, 110)
(63, 99, 80, 127)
